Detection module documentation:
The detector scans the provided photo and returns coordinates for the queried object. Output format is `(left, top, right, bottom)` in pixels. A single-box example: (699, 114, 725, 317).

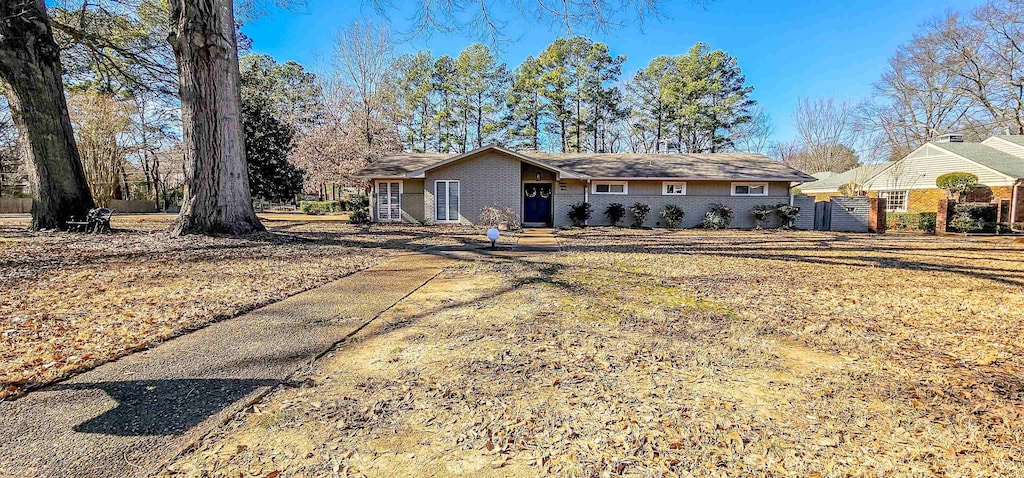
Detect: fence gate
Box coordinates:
(813, 201, 831, 231)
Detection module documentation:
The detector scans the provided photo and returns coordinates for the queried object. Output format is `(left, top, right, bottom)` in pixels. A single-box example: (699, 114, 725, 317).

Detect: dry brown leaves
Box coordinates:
(0, 214, 475, 399)
(163, 229, 1024, 477)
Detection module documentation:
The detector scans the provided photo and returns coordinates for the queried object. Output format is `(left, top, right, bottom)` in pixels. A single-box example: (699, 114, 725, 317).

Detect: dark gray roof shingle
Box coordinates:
(355, 148, 816, 182)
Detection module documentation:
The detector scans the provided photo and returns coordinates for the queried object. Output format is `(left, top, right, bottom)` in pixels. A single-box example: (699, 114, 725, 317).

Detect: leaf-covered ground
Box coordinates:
(0, 214, 487, 399)
(164, 229, 1024, 477)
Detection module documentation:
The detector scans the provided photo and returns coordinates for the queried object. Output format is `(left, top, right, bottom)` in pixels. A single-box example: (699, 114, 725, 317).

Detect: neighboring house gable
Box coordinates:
(866, 143, 1018, 191)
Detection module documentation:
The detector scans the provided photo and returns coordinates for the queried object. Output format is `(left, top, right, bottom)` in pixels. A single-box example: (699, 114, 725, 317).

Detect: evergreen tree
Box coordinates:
(432, 55, 458, 153)
(455, 44, 510, 150)
(242, 100, 304, 202)
(393, 51, 435, 152)
(506, 56, 544, 151)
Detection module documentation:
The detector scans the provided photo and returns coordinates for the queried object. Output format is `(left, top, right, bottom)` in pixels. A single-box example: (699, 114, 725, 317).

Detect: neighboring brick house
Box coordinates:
(355, 145, 816, 228)
(800, 135, 1024, 222)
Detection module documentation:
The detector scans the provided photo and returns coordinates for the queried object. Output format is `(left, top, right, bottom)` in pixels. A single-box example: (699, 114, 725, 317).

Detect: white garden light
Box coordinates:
(487, 228, 500, 248)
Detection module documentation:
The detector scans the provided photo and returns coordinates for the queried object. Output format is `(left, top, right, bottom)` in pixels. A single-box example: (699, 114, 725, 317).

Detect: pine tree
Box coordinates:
(431, 55, 458, 153)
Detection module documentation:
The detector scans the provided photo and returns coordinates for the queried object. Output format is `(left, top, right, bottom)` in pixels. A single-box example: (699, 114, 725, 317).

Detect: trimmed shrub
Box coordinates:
(936, 172, 979, 200)
(775, 204, 800, 229)
(568, 201, 593, 227)
(661, 204, 685, 228)
(300, 201, 343, 215)
(605, 203, 626, 226)
(750, 204, 775, 229)
(948, 202, 996, 234)
(702, 203, 734, 229)
(479, 205, 521, 230)
(629, 202, 651, 228)
(888, 212, 937, 233)
(348, 195, 371, 224)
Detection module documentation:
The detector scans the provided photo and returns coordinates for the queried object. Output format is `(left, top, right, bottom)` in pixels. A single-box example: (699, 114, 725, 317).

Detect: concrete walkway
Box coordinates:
(0, 253, 449, 478)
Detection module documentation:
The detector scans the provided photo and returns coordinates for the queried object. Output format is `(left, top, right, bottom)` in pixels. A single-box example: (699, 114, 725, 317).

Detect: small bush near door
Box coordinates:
(605, 203, 626, 226)
(568, 202, 593, 227)
(629, 203, 651, 228)
(480, 206, 521, 231)
(661, 204, 685, 228)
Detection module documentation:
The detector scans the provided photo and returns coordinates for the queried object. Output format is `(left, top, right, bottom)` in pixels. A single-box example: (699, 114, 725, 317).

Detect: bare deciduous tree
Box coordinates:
(791, 97, 860, 173)
(333, 20, 396, 155)
(731, 106, 774, 154)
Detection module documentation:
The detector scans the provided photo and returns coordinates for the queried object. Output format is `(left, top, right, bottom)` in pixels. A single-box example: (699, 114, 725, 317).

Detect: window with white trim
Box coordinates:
(878, 190, 908, 212)
(731, 182, 768, 196)
(592, 181, 628, 195)
(434, 180, 461, 222)
(375, 180, 402, 222)
(662, 181, 687, 195)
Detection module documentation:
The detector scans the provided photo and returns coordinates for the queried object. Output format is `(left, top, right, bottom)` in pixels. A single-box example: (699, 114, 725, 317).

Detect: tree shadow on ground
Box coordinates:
(49, 378, 279, 436)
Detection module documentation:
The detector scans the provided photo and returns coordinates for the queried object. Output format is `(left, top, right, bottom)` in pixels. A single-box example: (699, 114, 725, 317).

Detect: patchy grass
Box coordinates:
(163, 228, 1024, 477)
(0, 214, 504, 399)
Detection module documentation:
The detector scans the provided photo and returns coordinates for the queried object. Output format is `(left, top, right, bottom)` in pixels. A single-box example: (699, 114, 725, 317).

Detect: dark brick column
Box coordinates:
(867, 197, 887, 233)
(936, 199, 954, 235)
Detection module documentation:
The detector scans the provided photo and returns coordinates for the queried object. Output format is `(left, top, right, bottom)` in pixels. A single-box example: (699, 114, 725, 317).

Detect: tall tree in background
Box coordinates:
(626, 57, 672, 152)
(506, 56, 544, 151)
(239, 53, 322, 129)
(167, 0, 262, 236)
(239, 53, 312, 202)
(663, 43, 754, 153)
(432, 55, 458, 153)
(535, 37, 625, 153)
(67, 89, 135, 206)
(857, 27, 976, 160)
(0, 0, 94, 229)
(731, 106, 774, 153)
(393, 51, 435, 152)
(790, 97, 860, 173)
(455, 44, 509, 150)
(333, 20, 395, 156)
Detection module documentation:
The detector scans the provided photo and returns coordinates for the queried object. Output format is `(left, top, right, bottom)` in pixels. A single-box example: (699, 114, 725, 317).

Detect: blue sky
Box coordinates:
(242, 0, 984, 144)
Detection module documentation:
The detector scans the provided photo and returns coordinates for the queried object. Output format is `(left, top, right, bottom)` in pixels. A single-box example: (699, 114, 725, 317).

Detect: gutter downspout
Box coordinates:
(584, 179, 590, 227)
(1012, 179, 1022, 231)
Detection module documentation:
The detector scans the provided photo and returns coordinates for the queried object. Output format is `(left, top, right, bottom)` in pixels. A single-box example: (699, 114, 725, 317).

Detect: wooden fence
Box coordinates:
(0, 198, 32, 214)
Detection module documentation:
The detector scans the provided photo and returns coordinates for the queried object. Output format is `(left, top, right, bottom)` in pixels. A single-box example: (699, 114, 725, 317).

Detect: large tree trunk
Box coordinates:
(0, 0, 94, 230)
(167, 0, 263, 236)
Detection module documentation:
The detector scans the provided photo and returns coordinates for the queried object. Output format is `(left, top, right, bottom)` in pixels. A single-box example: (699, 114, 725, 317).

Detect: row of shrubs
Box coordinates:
(567, 202, 800, 229)
(887, 213, 937, 233)
(300, 197, 372, 223)
(299, 200, 347, 215)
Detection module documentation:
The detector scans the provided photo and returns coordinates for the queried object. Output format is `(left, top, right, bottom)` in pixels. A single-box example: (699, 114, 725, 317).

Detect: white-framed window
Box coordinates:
(434, 180, 461, 222)
(375, 180, 402, 222)
(592, 181, 628, 195)
(879, 190, 908, 212)
(731, 182, 768, 196)
(662, 181, 687, 195)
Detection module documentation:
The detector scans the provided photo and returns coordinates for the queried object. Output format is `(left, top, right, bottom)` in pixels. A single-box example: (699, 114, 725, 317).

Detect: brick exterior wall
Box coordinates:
(576, 180, 793, 229)
(423, 151, 522, 225)
(807, 185, 1020, 216)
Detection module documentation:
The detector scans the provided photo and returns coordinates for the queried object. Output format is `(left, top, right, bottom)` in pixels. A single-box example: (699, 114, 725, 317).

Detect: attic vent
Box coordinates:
(935, 133, 964, 143)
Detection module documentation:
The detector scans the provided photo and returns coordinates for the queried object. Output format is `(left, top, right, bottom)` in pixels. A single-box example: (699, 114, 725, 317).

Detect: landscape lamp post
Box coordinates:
(487, 228, 500, 248)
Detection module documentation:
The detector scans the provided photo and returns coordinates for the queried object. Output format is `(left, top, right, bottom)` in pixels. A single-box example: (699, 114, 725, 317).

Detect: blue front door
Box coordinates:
(523, 183, 552, 225)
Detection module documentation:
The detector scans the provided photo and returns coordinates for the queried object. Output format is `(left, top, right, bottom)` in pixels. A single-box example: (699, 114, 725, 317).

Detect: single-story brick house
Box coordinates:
(354, 145, 816, 228)
(800, 135, 1024, 222)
